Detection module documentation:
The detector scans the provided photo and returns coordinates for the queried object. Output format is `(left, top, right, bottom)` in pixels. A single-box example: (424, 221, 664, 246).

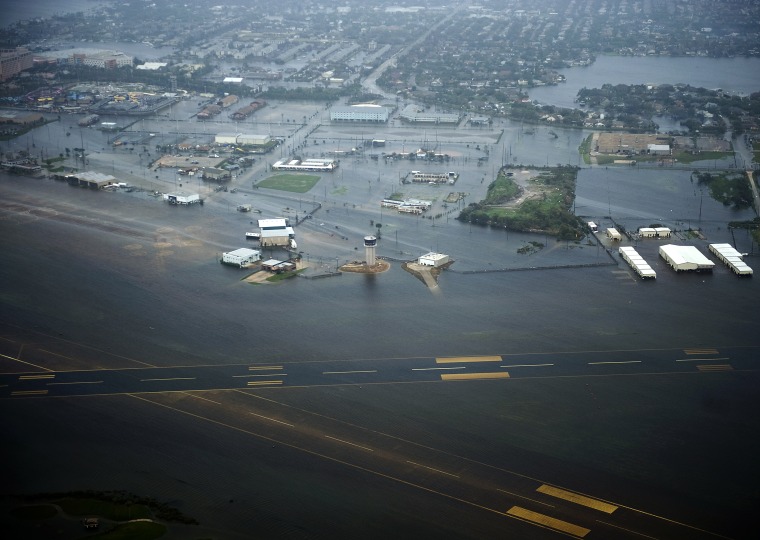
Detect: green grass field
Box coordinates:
(257, 173, 320, 193)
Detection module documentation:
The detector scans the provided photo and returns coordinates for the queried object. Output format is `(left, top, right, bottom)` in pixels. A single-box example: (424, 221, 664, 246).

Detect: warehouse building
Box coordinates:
(214, 133, 271, 146)
(606, 227, 622, 241)
(659, 244, 715, 272)
(258, 218, 295, 247)
(202, 167, 232, 182)
(59, 171, 117, 189)
(222, 248, 261, 268)
(619, 246, 656, 279)
(399, 105, 459, 124)
(708, 243, 753, 276)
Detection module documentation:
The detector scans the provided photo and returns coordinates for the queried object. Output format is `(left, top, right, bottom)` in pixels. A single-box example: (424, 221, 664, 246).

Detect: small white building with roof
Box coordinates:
(418, 252, 450, 267)
(222, 248, 261, 267)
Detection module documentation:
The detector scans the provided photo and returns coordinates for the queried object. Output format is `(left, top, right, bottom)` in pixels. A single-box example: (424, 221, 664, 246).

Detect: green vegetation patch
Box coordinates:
(24, 490, 198, 525)
(458, 166, 585, 240)
(517, 241, 545, 255)
(55, 498, 153, 521)
(675, 151, 732, 164)
(10, 504, 58, 520)
(265, 268, 305, 282)
(92, 521, 166, 540)
(258, 173, 320, 193)
(694, 171, 753, 209)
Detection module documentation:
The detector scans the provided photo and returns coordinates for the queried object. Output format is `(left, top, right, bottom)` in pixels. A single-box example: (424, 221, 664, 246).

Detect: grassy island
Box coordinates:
(457, 165, 586, 241)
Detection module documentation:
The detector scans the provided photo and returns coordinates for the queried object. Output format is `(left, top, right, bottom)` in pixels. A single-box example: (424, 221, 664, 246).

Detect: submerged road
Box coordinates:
(1, 346, 753, 399)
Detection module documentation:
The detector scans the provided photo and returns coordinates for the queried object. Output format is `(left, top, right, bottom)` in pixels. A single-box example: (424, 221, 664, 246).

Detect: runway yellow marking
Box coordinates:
(436, 355, 502, 364)
(249, 365, 283, 371)
(140, 377, 196, 382)
(406, 460, 459, 478)
(497, 488, 555, 508)
(676, 357, 729, 362)
(412, 366, 466, 371)
(322, 370, 377, 374)
(246, 380, 283, 386)
(0, 352, 52, 372)
(47, 380, 103, 385)
(250, 412, 294, 427)
(19, 373, 55, 380)
(441, 372, 510, 381)
(507, 506, 590, 538)
(696, 364, 733, 372)
(234, 373, 288, 378)
(684, 348, 719, 355)
(324, 435, 374, 452)
(11, 389, 49, 396)
(537, 484, 618, 513)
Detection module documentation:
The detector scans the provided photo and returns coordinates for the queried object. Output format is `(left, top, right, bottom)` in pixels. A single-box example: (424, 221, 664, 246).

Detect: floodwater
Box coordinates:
(528, 55, 760, 110)
(2, 53, 760, 538)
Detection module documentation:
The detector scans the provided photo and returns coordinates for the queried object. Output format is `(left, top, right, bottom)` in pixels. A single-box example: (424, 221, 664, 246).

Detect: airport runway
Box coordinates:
(0, 347, 752, 399)
(2, 349, 748, 539)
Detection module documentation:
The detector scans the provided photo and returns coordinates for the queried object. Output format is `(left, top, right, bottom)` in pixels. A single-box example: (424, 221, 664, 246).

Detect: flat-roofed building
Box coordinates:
(418, 252, 450, 267)
(0, 47, 33, 81)
(60, 171, 117, 189)
(258, 217, 295, 247)
(659, 244, 715, 272)
(648, 144, 671, 155)
(399, 105, 459, 124)
(330, 104, 390, 123)
(222, 248, 261, 267)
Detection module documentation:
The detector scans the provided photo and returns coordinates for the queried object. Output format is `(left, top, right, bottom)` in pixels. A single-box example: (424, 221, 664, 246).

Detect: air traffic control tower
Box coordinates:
(364, 235, 377, 266)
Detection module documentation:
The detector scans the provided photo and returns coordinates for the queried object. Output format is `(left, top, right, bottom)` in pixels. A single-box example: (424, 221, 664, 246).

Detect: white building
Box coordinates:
(163, 192, 201, 205)
(659, 244, 715, 272)
(330, 104, 390, 123)
(647, 144, 671, 155)
(606, 228, 622, 241)
(215, 133, 239, 145)
(237, 133, 270, 146)
(418, 252, 450, 267)
(136, 62, 168, 70)
(222, 248, 261, 267)
(399, 105, 459, 124)
(80, 51, 133, 68)
(271, 158, 337, 172)
(708, 243, 753, 276)
(619, 246, 656, 279)
(258, 218, 295, 247)
(214, 133, 271, 146)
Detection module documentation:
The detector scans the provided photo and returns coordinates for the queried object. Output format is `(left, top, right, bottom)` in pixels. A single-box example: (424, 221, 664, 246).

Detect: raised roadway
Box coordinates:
(1, 346, 751, 539)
